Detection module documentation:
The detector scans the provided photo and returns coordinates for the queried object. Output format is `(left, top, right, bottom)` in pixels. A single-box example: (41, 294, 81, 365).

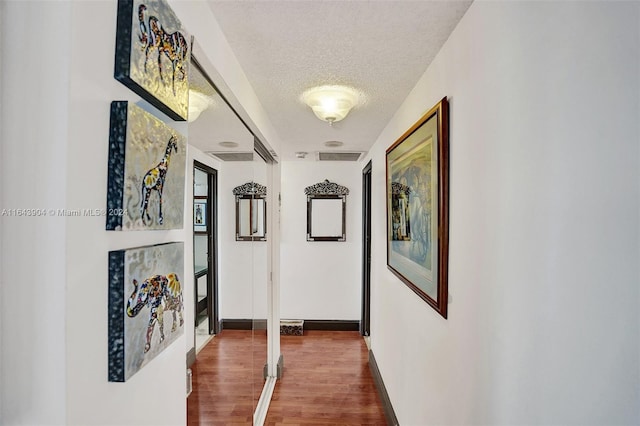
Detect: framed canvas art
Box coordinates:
(108, 242, 184, 382)
(194, 196, 207, 234)
(106, 101, 186, 231)
(114, 0, 191, 121)
(386, 97, 449, 318)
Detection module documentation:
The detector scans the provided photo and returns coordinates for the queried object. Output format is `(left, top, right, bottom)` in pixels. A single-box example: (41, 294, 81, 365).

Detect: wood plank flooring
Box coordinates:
(266, 331, 386, 425)
(187, 330, 386, 425)
(187, 329, 266, 425)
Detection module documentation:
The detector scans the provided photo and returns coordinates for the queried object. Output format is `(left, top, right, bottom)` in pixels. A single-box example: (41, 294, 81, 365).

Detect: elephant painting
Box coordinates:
(108, 242, 184, 382)
(126, 273, 184, 353)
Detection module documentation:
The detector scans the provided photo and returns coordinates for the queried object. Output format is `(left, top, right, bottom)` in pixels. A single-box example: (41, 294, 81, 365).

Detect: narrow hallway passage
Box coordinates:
(265, 331, 386, 425)
(187, 331, 386, 425)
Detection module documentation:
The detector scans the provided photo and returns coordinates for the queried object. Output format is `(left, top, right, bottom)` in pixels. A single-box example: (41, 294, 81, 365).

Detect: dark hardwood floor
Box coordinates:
(188, 330, 386, 425)
(187, 329, 266, 425)
(266, 331, 387, 425)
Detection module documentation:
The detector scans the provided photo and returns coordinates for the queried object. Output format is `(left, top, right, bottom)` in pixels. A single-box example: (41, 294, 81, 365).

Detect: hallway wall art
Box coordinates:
(114, 0, 191, 121)
(305, 179, 349, 242)
(386, 97, 449, 318)
(106, 101, 186, 231)
(108, 242, 185, 382)
(193, 196, 207, 234)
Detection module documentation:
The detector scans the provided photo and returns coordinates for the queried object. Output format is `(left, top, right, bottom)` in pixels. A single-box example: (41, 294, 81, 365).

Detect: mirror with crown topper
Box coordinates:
(234, 182, 267, 241)
(305, 179, 349, 242)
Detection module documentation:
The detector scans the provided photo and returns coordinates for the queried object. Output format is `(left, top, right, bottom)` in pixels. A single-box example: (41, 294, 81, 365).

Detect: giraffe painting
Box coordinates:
(140, 136, 178, 225)
(106, 101, 186, 231)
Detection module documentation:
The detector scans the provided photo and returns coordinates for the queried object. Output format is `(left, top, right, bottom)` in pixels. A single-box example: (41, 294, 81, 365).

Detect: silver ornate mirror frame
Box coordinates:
(233, 181, 267, 241)
(305, 179, 349, 242)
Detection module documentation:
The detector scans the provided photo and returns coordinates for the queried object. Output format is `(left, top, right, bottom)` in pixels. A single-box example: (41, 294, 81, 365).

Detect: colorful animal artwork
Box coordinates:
(115, 0, 190, 121)
(106, 101, 186, 231)
(138, 4, 189, 96)
(108, 242, 184, 382)
(140, 136, 178, 226)
(126, 273, 184, 353)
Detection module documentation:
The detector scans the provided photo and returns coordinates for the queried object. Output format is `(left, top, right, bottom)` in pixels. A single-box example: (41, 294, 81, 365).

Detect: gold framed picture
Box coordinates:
(386, 97, 449, 318)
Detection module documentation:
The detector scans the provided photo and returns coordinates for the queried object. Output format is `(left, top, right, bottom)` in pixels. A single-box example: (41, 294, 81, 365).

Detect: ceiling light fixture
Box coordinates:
(219, 141, 239, 148)
(301, 85, 363, 126)
(188, 89, 215, 122)
(324, 140, 344, 148)
(295, 152, 308, 159)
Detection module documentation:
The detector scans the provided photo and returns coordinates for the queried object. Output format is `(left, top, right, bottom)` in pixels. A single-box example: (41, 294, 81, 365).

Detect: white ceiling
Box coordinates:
(203, 0, 473, 161)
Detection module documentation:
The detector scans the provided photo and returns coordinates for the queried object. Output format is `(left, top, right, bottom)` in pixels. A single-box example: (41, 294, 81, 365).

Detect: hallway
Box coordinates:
(188, 331, 386, 425)
(2, 2, 638, 425)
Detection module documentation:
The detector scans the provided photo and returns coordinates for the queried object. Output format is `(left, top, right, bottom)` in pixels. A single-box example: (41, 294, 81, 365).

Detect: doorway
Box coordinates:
(193, 161, 219, 351)
(361, 160, 372, 337)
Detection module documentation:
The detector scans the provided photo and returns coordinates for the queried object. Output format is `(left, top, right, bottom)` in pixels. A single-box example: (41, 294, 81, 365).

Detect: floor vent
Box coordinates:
(280, 320, 304, 335)
(207, 151, 254, 161)
(317, 152, 363, 161)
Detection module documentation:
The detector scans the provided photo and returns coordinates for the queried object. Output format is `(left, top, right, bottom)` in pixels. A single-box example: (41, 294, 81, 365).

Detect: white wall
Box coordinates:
(280, 161, 362, 320)
(365, 1, 640, 425)
(1, 0, 279, 424)
(218, 161, 254, 319)
(217, 160, 270, 320)
(1, 1, 188, 424)
(0, 2, 70, 424)
(0, 1, 3, 420)
(64, 1, 189, 424)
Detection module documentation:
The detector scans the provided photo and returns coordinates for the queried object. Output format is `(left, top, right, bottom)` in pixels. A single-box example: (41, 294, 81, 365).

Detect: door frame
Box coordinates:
(361, 160, 372, 336)
(194, 160, 219, 335)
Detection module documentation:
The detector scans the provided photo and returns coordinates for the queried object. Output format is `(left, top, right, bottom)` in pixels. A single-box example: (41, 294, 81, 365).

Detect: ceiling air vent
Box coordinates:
(207, 151, 254, 162)
(317, 152, 363, 162)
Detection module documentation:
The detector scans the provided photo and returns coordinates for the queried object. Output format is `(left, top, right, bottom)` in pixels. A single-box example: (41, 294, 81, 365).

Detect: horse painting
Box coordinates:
(138, 4, 189, 95)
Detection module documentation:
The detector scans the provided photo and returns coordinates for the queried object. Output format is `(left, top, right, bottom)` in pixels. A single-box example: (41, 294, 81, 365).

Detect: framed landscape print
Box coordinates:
(108, 242, 184, 382)
(386, 97, 449, 318)
(114, 0, 191, 121)
(106, 101, 186, 231)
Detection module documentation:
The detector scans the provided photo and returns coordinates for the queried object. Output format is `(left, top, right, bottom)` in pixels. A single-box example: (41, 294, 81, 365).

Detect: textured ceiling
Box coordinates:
(205, 0, 473, 161)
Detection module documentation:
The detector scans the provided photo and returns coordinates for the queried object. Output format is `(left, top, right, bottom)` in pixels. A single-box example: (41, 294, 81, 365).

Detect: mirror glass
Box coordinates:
(239, 198, 266, 238)
(305, 180, 349, 242)
(234, 182, 267, 241)
(250, 152, 269, 415)
(187, 53, 270, 423)
(309, 197, 343, 238)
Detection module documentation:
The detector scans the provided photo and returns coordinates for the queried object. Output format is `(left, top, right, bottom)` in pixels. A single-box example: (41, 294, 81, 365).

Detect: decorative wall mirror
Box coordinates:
(233, 181, 267, 241)
(305, 179, 349, 242)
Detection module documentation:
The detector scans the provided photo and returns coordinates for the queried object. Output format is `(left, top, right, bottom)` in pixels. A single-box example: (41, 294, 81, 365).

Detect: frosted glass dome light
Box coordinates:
(301, 85, 364, 126)
(188, 89, 215, 122)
